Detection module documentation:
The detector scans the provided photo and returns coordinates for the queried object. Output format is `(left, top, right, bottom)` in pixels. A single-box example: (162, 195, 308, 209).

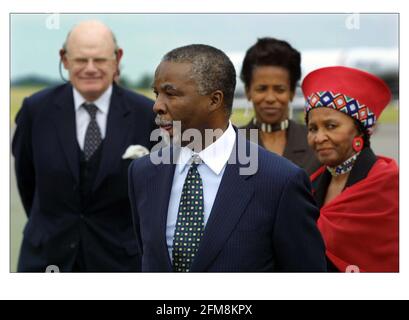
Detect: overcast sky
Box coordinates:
(11, 13, 398, 82)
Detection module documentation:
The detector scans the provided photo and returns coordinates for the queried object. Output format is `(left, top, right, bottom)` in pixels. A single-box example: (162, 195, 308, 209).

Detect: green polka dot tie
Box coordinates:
(172, 155, 204, 272)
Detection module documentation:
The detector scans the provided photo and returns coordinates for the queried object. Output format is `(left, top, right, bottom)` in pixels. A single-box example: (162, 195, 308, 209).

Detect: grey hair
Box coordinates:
(161, 44, 236, 114)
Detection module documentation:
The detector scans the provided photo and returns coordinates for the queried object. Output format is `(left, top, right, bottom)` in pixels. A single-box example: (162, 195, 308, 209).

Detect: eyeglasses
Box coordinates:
(66, 55, 117, 68)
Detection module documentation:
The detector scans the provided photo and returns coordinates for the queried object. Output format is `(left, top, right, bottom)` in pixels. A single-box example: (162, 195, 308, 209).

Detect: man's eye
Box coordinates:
(94, 58, 108, 64)
(74, 58, 87, 64)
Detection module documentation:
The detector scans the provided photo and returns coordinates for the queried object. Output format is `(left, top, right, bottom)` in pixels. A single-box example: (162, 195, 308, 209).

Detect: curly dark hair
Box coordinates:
(240, 37, 301, 92)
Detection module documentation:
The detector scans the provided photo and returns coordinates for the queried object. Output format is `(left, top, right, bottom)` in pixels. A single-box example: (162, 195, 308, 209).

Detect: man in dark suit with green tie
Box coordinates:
(128, 44, 327, 272)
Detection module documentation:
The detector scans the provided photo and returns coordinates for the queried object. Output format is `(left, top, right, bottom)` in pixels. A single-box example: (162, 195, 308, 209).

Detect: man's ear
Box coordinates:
(208, 90, 224, 112)
(115, 48, 124, 64)
(60, 49, 69, 70)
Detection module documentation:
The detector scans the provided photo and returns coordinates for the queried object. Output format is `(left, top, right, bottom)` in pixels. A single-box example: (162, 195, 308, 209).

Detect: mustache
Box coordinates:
(155, 116, 173, 127)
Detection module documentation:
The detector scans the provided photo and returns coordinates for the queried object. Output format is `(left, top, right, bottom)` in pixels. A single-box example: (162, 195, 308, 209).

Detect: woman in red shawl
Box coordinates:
(302, 66, 398, 272)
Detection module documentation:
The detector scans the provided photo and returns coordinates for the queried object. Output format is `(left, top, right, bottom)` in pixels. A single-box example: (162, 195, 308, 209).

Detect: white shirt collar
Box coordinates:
(177, 121, 236, 175)
(73, 85, 113, 114)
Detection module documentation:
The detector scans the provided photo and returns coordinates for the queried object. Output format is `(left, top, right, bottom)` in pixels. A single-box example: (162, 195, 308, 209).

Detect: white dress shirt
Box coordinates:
(166, 122, 236, 261)
(73, 85, 112, 149)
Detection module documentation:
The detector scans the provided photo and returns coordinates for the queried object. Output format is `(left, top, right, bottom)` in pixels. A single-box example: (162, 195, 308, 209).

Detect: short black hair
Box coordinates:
(240, 37, 301, 92)
(162, 44, 236, 114)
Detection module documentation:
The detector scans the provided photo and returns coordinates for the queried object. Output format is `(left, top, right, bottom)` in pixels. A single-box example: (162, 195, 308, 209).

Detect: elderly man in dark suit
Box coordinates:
(12, 20, 156, 272)
(128, 44, 327, 272)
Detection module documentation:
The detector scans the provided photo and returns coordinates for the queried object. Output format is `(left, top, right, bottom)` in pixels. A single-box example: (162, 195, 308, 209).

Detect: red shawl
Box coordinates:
(310, 156, 399, 272)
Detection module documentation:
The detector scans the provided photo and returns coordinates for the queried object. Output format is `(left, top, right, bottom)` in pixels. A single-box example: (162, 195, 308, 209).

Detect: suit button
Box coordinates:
(80, 214, 84, 219)
(69, 242, 77, 249)
(73, 184, 77, 191)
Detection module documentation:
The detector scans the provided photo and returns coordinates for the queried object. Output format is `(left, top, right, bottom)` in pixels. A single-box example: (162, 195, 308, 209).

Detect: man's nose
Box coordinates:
(153, 95, 166, 114)
(84, 59, 98, 72)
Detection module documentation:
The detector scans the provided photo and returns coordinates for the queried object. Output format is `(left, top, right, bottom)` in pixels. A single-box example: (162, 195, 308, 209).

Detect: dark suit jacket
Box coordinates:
(128, 131, 327, 272)
(241, 119, 321, 175)
(12, 82, 156, 272)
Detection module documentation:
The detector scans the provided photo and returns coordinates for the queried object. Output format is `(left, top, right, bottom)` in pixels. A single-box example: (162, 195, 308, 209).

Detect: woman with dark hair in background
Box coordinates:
(302, 66, 399, 272)
(240, 37, 320, 175)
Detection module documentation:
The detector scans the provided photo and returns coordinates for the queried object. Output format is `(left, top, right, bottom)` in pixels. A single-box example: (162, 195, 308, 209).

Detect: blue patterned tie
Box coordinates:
(172, 155, 204, 272)
(83, 103, 102, 161)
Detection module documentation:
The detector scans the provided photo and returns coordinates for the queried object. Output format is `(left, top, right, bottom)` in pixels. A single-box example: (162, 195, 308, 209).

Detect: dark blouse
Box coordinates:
(241, 119, 321, 175)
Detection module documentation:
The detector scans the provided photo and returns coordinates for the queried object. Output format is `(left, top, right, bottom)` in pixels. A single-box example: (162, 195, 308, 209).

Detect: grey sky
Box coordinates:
(11, 13, 398, 82)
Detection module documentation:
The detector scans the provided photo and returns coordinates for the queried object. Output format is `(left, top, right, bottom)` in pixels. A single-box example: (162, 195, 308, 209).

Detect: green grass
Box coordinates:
(11, 86, 42, 124)
(10, 86, 398, 125)
(378, 103, 399, 123)
(230, 107, 254, 127)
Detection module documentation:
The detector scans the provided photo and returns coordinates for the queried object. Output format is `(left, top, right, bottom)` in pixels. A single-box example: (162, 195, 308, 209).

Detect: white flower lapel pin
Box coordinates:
(122, 145, 150, 160)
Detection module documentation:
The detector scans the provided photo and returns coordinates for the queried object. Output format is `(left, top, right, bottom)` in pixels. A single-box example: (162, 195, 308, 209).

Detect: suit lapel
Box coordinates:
(190, 135, 256, 272)
(93, 85, 132, 191)
(53, 84, 79, 183)
(145, 149, 177, 271)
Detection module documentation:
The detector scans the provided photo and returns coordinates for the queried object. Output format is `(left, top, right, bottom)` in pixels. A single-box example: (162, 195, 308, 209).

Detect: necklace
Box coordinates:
(252, 118, 289, 133)
(327, 152, 361, 176)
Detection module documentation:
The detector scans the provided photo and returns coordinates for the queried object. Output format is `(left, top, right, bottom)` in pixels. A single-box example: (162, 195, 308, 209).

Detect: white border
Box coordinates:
(1, 0, 407, 300)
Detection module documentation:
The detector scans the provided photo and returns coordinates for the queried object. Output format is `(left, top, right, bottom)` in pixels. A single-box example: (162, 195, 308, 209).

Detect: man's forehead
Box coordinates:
(157, 61, 193, 74)
(155, 62, 195, 85)
(66, 30, 115, 52)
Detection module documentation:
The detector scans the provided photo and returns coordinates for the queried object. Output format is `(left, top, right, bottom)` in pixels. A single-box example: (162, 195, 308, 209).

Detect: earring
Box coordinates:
(352, 136, 364, 152)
